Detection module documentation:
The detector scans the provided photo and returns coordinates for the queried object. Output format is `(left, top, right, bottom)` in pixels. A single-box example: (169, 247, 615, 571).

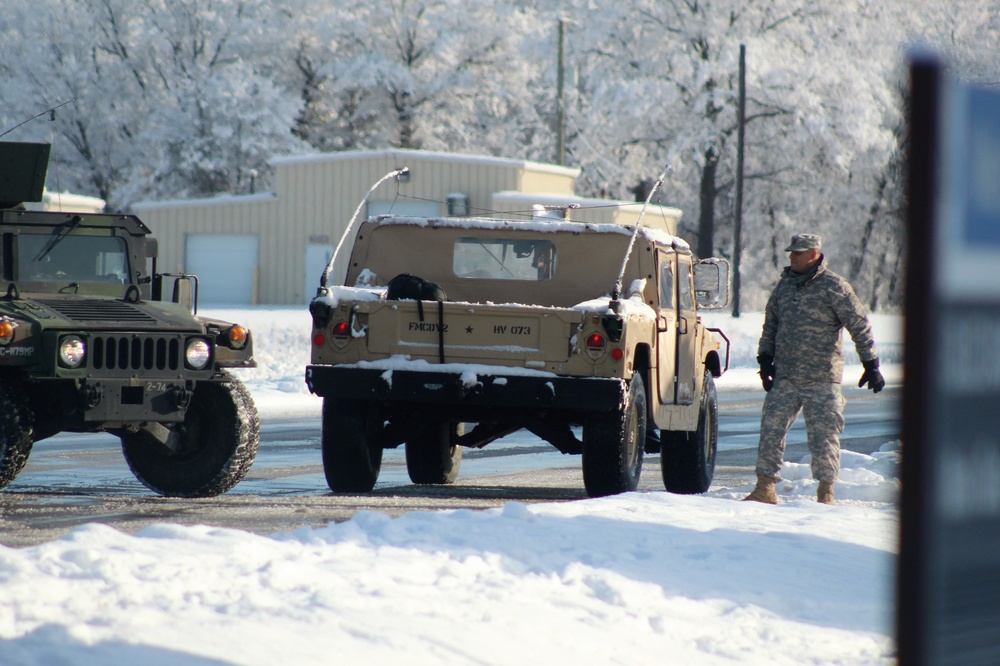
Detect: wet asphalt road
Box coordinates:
(0, 386, 900, 547)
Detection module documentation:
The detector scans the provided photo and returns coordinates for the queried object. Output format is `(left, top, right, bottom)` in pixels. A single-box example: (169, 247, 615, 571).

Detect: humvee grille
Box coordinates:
(36, 298, 157, 324)
(91, 335, 182, 372)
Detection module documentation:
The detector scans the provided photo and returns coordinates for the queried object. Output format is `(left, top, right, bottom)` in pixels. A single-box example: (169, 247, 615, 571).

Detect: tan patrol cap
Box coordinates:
(784, 233, 822, 252)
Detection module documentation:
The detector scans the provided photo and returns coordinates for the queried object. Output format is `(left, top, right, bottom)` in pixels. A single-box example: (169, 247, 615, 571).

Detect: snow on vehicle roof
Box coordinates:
(367, 215, 691, 252)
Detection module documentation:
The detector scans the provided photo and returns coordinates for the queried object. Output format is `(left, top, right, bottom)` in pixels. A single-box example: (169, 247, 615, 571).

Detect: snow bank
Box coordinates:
(0, 480, 898, 666)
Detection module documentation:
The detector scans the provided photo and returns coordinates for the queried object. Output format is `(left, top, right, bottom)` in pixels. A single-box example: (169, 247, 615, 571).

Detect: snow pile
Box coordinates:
(207, 307, 320, 418)
(0, 486, 898, 666)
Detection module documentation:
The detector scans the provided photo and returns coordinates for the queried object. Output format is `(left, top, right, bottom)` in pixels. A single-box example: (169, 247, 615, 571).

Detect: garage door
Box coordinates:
(184, 234, 259, 305)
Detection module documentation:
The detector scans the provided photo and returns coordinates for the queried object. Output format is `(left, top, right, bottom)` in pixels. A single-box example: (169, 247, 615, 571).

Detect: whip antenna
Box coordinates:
(0, 99, 75, 139)
(319, 167, 410, 291)
(611, 163, 671, 300)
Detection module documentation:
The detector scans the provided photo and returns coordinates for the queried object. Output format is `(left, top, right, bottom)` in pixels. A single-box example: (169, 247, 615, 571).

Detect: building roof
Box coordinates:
(269, 148, 582, 179)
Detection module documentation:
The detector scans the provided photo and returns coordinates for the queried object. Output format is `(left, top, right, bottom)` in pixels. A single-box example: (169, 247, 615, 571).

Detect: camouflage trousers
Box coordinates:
(755, 379, 846, 483)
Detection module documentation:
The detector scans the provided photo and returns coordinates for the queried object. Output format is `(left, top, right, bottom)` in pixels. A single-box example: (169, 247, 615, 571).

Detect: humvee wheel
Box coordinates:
(121, 372, 259, 497)
(582, 373, 646, 497)
(661, 371, 718, 494)
(0, 380, 35, 490)
(321, 398, 383, 492)
(405, 422, 463, 484)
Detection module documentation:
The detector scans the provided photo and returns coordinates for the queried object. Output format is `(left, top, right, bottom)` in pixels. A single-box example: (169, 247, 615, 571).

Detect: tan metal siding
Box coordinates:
(132, 150, 659, 304)
(520, 170, 576, 195)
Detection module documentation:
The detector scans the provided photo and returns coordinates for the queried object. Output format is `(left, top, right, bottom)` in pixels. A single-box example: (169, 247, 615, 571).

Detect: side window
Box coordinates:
(659, 257, 674, 309)
(678, 261, 694, 311)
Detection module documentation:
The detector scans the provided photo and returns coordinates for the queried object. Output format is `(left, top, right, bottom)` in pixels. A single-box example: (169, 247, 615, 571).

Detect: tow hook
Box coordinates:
(81, 383, 102, 409)
(173, 386, 192, 410)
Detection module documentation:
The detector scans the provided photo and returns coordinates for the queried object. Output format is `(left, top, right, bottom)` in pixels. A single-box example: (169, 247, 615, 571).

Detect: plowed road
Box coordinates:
(0, 386, 899, 547)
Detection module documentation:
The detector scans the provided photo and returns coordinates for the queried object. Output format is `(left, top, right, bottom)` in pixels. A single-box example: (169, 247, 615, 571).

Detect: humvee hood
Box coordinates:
(4, 294, 203, 332)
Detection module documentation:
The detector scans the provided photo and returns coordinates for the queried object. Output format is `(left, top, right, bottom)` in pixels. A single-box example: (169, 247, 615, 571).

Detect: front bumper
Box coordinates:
(33, 376, 196, 424)
(305, 365, 626, 413)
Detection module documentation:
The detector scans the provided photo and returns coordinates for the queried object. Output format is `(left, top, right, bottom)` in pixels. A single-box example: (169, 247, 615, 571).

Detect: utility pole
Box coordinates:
(732, 44, 746, 318)
(556, 18, 566, 166)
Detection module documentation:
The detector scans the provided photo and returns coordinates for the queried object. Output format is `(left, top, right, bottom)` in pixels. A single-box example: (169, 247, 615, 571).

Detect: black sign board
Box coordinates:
(898, 56, 1000, 665)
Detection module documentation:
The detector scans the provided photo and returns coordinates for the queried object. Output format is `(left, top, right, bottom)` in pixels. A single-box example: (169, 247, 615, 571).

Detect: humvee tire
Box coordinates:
(582, 373, 646, 497)
(121, 372, 259, 497)
(405, 421, 463, 484)
(661, 370, 718, 494)
(321, 398, 384, 493)
(0, 380, 35, 490)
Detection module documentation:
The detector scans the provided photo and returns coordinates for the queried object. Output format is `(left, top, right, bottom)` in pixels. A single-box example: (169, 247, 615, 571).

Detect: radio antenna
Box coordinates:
(0, 99, 75, 139)
(611, 163, 671, 301)
(319, 166, 410, 291)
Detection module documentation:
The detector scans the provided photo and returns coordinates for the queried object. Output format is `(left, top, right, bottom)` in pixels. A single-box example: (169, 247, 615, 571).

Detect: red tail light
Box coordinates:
(585, 332, 606, 349)
(331, 321, 350, 337)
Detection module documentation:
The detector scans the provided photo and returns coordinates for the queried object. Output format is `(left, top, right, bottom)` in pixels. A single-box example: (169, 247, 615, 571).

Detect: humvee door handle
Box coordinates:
(678, 316, 689, 334)
(657, 315, 669, 333)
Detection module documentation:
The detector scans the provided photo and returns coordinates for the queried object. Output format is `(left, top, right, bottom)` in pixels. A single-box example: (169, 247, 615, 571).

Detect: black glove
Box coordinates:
(757, 354, 775, 392)
(859, 358, 885, 393)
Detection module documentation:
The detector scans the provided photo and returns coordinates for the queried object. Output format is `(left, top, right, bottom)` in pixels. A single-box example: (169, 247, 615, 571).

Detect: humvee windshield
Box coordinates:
(453, 237, 557, 281)
(16, 233, 130, 283)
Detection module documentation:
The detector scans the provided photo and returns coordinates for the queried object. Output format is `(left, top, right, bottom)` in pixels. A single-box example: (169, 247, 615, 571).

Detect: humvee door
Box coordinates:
(656, 250, 698, 406)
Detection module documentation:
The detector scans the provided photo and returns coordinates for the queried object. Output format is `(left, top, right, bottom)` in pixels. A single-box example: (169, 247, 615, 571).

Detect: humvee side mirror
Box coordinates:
(154, 273, 199, 314)
(695, 258, 731, 309)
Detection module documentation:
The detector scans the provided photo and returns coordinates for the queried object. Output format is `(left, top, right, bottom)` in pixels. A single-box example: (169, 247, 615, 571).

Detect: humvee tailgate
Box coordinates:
(366, 302, 581, 363)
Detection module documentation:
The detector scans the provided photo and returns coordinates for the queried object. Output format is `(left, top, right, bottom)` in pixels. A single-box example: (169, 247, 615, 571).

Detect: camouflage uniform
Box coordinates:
(755, 253, 877, 483)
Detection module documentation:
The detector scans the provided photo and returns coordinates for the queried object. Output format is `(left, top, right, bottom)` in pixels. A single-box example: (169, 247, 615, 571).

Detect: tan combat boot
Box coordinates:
(817, 480, 834, 505)
(742, 474, 778, 504)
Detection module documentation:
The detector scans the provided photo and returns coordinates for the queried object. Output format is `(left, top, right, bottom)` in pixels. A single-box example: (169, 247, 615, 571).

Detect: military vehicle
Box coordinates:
(306, 191, 730, 497)
(0, 142, 259, 497)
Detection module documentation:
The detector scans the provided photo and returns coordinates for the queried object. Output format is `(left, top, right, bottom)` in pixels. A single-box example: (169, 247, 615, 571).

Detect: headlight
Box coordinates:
(185, 338, 211, 369)
(59, 335, 86, 368)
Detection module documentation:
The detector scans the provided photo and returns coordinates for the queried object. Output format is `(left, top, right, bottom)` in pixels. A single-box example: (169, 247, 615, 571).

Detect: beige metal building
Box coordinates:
(132, 149, 681, 305)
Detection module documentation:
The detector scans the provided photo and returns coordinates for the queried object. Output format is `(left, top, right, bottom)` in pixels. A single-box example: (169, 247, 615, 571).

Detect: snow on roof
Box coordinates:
(368, 214, 691, 251)
(494, 189, 683, 218)
(132, 191, 277, 211)
(270, 148, 581, 179)
(23, 190, 106, 213)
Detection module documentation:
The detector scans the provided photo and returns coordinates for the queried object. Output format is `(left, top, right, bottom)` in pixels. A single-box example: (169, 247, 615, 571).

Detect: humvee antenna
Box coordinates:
(319, 166, 410, 291)
(0, 99, 75, 139)
(611, 163, 671, 301)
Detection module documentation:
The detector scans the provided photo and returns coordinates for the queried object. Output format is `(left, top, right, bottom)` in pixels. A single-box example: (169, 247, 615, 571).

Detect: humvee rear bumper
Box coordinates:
(305, 365, 626, 412)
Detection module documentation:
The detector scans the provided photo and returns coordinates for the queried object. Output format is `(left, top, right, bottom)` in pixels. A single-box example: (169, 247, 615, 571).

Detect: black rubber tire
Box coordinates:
(661, 371, 718, 494)
(321, 398, 383, 493)
(582, 373, 646, 497)
(405, 422, 463, 484)
(122, 372, 259, 497)
(0, 380, 35, 490)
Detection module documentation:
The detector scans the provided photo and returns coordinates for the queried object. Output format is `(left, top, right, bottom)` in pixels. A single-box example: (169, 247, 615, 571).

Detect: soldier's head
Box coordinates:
(784, 234, 822, 274)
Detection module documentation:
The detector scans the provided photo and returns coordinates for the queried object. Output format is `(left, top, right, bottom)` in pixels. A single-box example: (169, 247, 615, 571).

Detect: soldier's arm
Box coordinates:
(757, 286, 780, 357)
(833, 279, 877, 362)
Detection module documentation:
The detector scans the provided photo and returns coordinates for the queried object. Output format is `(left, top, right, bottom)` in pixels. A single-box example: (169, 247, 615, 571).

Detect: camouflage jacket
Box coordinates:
(757, 257, 877, 384)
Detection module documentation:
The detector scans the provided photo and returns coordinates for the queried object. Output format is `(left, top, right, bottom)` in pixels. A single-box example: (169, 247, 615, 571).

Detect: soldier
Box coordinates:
(744, 233, 885, 505)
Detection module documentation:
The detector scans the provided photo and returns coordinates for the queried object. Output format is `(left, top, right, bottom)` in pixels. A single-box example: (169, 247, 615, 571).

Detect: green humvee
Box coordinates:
(0, 142, 259, 497)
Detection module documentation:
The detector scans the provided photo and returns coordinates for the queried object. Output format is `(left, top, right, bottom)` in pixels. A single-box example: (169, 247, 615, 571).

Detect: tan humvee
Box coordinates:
(306, 214, 730, 497)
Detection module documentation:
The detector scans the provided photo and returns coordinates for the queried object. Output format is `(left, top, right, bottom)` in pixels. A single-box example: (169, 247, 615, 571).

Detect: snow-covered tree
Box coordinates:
(287, 0, 549, 157)
(2, 0, 998, 309)
(0, 0, 309, 210)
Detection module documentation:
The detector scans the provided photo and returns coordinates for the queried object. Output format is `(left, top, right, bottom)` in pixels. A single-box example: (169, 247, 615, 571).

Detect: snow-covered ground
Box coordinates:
(0, 308, 903, 665)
